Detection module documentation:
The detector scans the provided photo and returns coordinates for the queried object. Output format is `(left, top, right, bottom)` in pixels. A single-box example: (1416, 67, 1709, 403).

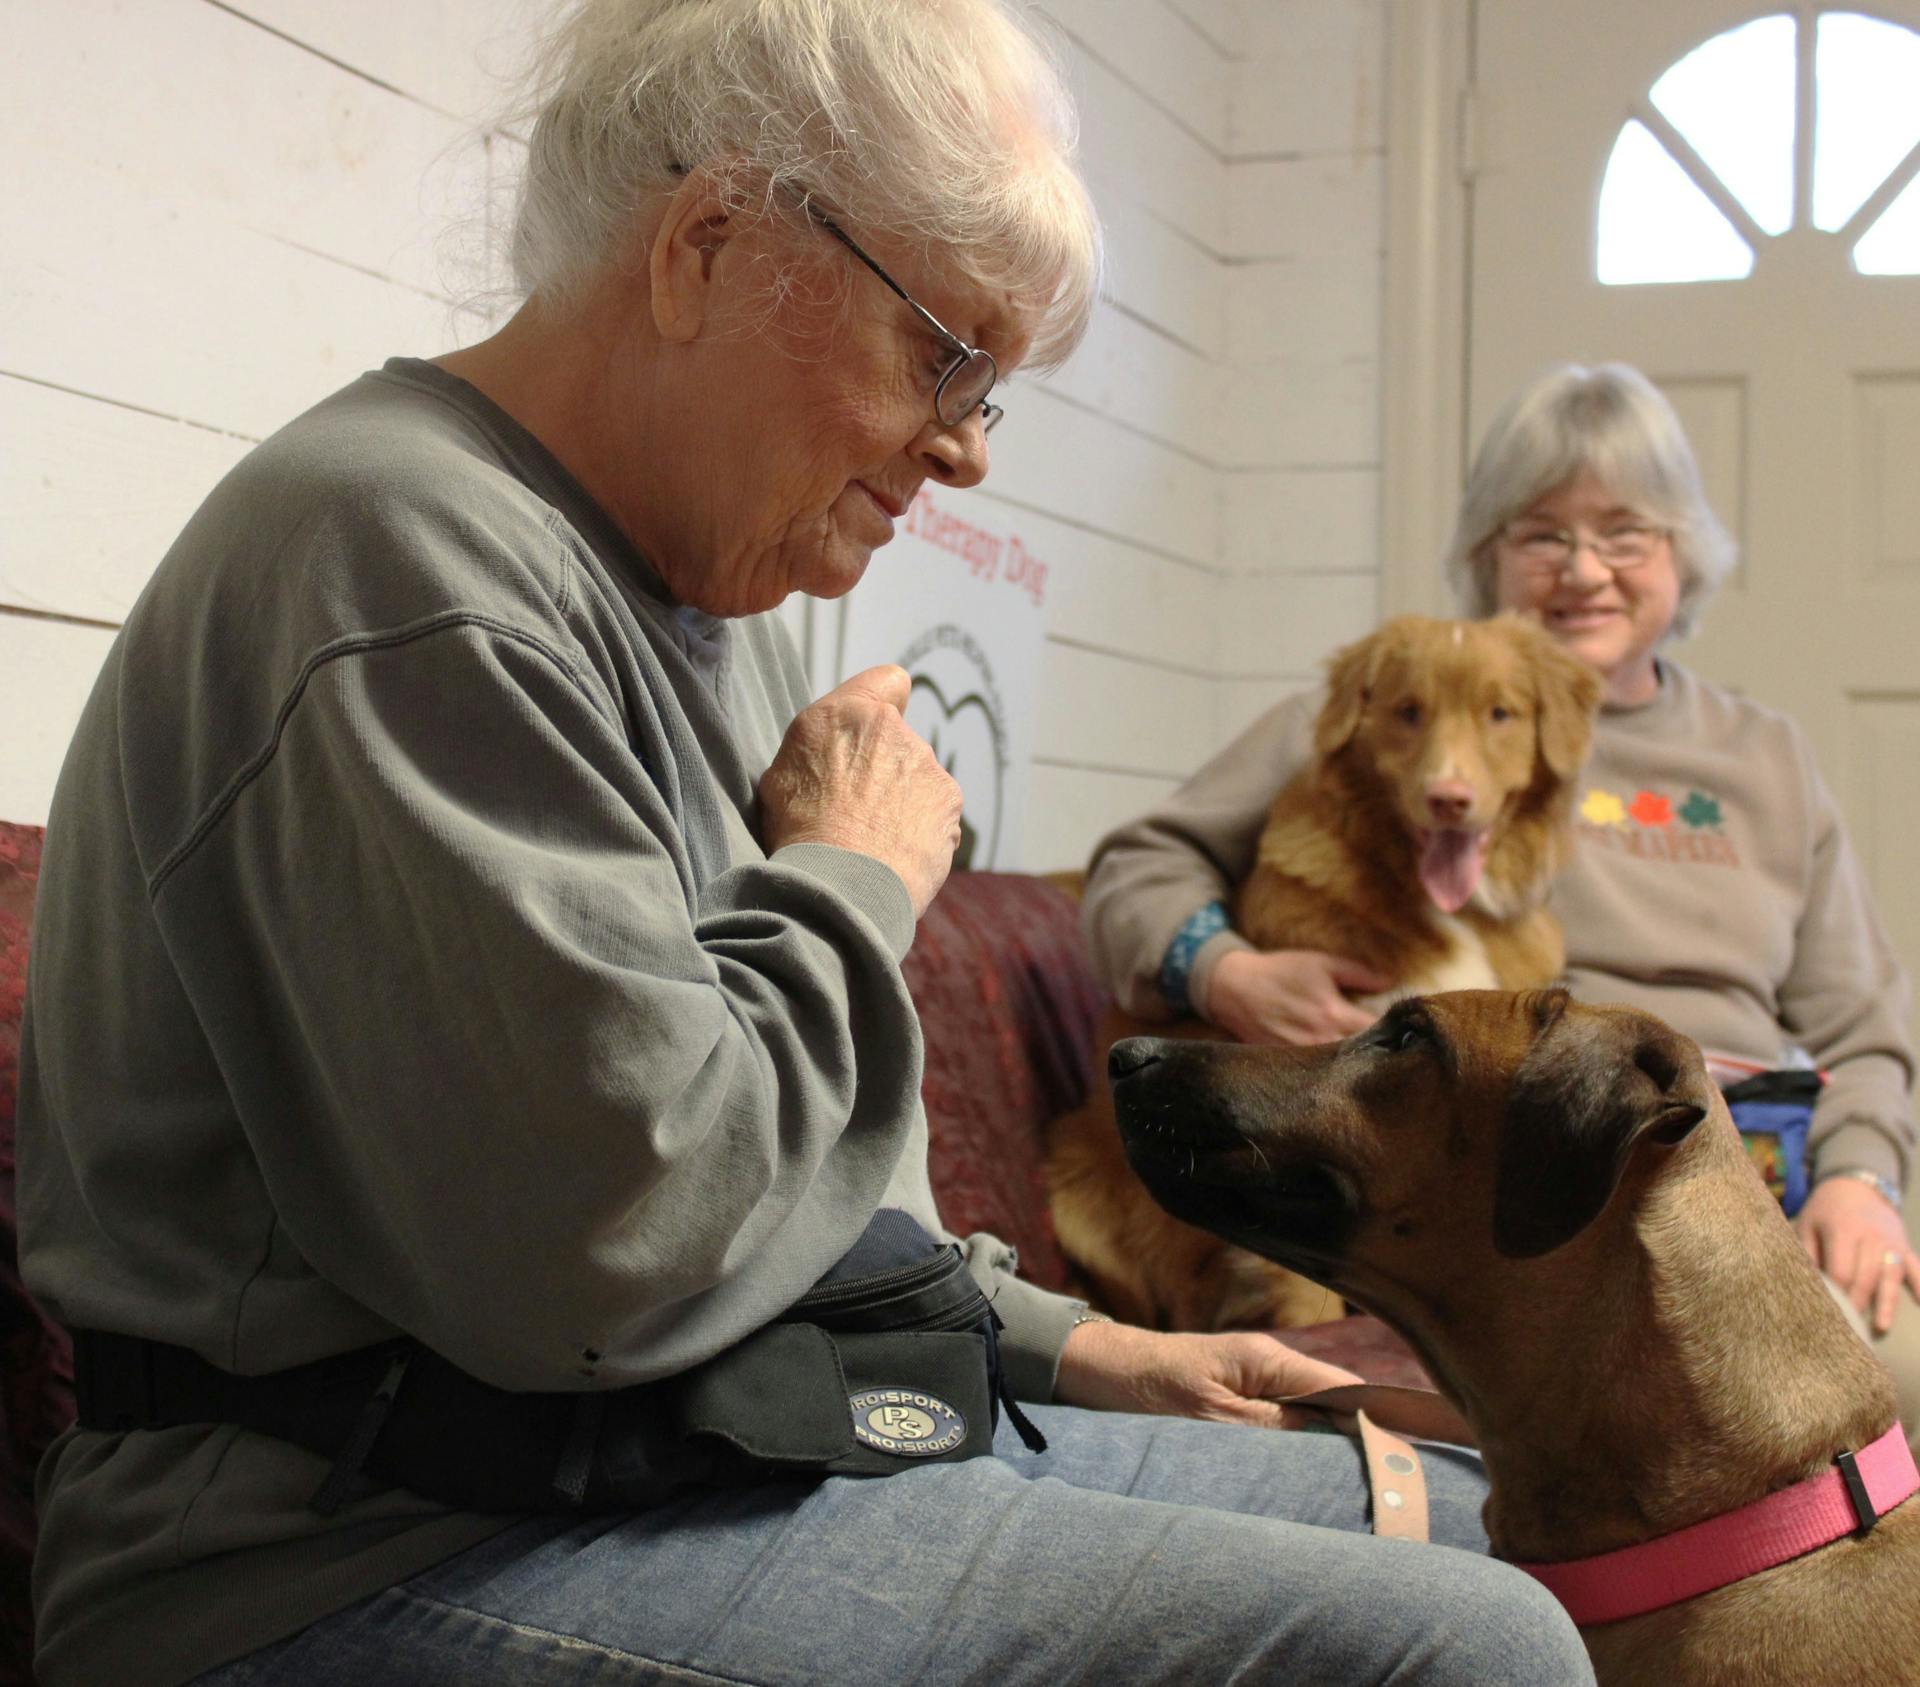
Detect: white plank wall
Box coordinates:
(1014, 0, 1231, 869)
(3, 0, 1393, 878)
(1021, 0, 1390, 869)
(0, 0, 527, 825)
(1210, 0, 1388, 764)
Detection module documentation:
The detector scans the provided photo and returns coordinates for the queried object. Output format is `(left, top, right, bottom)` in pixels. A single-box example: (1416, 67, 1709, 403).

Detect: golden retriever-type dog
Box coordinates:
(1047, 615, 1603, 1332)
(1109, 989, 1920, 1687)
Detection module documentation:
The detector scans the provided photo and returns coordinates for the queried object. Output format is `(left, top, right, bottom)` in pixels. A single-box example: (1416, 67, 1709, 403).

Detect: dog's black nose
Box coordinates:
(1108, 1038, 1164, 1082)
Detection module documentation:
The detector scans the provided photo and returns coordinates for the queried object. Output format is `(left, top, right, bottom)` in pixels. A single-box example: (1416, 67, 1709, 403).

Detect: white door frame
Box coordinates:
(1381, 0, 1475, 620)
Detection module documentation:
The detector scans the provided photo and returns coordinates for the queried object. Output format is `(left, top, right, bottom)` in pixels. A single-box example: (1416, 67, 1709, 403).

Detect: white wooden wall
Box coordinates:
(1212, 1, 1387, 771)
(1, 0, 1390, 874)
(0, 0, 530, 825)
(1015, 0, 1387, 868)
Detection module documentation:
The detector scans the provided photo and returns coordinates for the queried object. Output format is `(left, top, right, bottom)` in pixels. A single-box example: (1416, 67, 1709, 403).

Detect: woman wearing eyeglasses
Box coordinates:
(1083, 359, 1919, 1441)
(17, 3, 1599, 1685)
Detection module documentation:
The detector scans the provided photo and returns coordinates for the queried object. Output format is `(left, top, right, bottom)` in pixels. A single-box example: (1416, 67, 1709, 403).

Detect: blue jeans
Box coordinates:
(190, 1404, 1592, 1685)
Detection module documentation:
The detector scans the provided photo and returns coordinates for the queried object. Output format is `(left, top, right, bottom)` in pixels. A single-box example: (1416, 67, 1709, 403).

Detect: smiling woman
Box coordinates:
(1446, 364, 1735, 657)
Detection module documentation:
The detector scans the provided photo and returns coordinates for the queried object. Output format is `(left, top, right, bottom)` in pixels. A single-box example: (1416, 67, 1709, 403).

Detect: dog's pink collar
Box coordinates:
(1511, 1423, 1917, 1625)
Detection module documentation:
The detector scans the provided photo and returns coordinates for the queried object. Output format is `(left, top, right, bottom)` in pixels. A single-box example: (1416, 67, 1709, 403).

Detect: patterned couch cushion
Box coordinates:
(901, 871, 1107, 1293)
(0, 824, 36, 1150)
(2, 822, 66, 1687)
(1284, 1315, 1432, 1390)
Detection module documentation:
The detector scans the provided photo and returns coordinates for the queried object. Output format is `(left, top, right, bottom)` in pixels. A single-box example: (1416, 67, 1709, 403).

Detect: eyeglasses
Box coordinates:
(810, 212, 1004, 434)
(1499, 519, 1668, 574)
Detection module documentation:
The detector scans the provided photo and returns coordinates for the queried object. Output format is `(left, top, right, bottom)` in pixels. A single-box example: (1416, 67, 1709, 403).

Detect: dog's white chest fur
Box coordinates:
(1358, 915, 1500, 1012)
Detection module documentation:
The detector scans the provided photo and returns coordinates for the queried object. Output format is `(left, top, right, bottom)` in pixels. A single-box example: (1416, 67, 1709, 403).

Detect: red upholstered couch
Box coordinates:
(2, 826, 67, 1687)
(0, 825, 1413, 1686)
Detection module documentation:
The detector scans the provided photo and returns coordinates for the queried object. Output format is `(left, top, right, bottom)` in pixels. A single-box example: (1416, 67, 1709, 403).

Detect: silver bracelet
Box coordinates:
(1070, 1306, 1114, 1329)
(1816, 1166, 1904, 1210)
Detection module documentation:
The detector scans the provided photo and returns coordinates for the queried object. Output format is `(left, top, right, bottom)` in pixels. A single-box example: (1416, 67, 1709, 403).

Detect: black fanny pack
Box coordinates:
(70, 1209, 1046, 1516)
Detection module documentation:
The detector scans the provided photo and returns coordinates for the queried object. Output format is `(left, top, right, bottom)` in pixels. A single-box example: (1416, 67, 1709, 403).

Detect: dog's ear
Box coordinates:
(1315, 628, 1388, 755)
(1493, 997, 1710, 1258)
(1510, 615, 1603, 780)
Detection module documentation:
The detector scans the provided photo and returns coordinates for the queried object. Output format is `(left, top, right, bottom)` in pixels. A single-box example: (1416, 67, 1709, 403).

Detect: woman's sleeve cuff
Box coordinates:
(1158, 900, 1232, 1017)
(769, 843, 917, 962)
(1188, 928, 1255, 1023)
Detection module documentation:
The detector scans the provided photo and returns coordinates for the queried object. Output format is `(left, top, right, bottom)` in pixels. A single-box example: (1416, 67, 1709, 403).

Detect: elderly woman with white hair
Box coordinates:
(1084, 360, 1919, 1434)
(16, 3, 1595, 1685)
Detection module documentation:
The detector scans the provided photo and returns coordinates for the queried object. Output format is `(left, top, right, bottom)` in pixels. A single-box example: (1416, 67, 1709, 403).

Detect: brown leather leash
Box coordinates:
(1280, 1383, 1476, 1544)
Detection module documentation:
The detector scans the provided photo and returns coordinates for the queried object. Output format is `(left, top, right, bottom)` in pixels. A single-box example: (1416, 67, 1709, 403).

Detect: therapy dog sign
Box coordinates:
(831, 488, 1048, 871)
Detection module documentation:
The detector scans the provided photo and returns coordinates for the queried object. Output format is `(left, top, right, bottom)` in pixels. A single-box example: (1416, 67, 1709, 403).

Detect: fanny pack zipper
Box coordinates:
(788, 1245, 989, 1334)
(791, 1246, 965, 1311)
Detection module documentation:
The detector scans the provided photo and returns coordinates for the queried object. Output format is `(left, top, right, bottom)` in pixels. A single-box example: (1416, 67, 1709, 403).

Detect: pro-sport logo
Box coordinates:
(849, 1388, 968, 1458)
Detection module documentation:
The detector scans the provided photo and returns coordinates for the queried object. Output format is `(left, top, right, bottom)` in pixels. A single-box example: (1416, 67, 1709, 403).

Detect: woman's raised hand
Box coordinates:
(761, 665, 964, 919)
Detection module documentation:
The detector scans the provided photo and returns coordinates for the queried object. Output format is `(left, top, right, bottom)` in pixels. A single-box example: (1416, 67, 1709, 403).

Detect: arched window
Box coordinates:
(1597, 10, 1920, 284)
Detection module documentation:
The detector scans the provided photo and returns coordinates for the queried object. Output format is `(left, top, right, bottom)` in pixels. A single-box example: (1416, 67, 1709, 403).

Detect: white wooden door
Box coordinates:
(1467, 1, 1920, 1070)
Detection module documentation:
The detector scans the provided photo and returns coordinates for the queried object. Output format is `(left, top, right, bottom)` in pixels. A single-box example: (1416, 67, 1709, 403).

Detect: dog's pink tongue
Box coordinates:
(1419, 829, 1487, 914)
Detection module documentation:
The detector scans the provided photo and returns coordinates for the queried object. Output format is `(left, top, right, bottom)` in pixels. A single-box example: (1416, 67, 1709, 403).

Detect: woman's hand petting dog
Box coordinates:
(1206, 948, 1393, 1046)
(1796, 1174, 1920, 1336)
(1053, 1320, 1362, 1429)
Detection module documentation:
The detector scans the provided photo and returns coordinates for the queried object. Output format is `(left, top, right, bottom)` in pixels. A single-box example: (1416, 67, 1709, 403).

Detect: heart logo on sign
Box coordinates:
(899, 625, 1009, 870)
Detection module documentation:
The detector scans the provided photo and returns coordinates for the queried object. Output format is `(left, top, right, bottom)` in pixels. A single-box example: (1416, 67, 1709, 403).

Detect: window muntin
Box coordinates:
(1598, 121, 1756, 285)
(1812, 12, 1920, 231)
(1648, 14, 1797, 237)
(1597, 9, 1920, 283)
(1856, 170, 1920, 273)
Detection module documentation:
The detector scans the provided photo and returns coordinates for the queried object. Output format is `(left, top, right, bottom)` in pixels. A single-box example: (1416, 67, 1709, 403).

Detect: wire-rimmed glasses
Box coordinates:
(811, 213, 1004, 434)
(1499, 519, 1669, 575)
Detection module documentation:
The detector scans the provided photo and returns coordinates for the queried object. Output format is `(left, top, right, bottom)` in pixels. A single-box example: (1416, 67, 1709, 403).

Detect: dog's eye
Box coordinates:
(1490, 704, 1512, 723)
(1395, 702, 1422, 727)
(1381, 1019, 1427, 1054)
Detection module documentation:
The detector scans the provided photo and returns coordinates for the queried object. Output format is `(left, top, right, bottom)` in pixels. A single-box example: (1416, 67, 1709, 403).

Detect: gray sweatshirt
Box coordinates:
(18, 359, 1077, 1687)
(1083, 665, 1914, 1192)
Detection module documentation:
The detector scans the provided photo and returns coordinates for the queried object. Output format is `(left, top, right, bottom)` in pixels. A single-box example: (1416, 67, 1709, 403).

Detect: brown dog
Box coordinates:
(1109, 990, 1920, 1686)
(1048, 615, 1602, 1332)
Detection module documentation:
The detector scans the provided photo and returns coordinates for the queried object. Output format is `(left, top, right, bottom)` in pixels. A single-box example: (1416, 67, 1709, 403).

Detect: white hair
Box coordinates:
(1445, 362, 1738, 639)
(505, 0, 1102, 368)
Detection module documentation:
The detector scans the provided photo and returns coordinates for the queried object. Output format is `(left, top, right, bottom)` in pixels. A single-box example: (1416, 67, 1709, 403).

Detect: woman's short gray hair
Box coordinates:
(507, 0, 1102, 368)
(1444, 362, 1738, 639)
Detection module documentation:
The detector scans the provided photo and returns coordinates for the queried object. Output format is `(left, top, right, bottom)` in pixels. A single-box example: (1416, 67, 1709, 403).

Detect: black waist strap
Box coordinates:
(70, 1326, 686, 1514)
(72, 1327, 411, 1441)
(69, 1215, 1046, 1516)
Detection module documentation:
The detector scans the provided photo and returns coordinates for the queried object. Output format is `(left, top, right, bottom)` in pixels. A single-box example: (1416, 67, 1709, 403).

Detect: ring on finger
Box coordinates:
(1885, 1250, 1905, 1269)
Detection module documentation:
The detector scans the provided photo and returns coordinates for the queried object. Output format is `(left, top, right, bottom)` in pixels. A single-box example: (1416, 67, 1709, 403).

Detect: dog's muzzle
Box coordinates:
(1108, 1040, 1252, 1169)
(1108, 1037, 1361, 1274)
(1108, 1037, 1164, 1082)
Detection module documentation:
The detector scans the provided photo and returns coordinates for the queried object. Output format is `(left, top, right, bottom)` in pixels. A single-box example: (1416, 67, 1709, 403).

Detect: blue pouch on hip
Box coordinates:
(1720, 1069, 1821, 1218)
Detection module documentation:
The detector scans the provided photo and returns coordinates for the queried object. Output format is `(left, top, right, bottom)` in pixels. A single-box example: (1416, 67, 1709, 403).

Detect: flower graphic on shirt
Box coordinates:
(1581, 788, 1629, 827)
(1679, 790, 1724, 830)
(1629, 791, 1673, 828)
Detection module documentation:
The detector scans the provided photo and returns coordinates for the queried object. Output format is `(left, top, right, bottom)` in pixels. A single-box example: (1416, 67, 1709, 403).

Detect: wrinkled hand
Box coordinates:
(1797, 1176, 1920, 1336)
(1053, 1322, 1362, 1429)
(760, 666, 963, 919)
(1205, 948, 1392, 1046)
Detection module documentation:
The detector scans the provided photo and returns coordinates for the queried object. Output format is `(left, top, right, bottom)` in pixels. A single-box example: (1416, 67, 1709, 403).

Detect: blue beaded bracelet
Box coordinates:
(1159, 900, 1230, 1017)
